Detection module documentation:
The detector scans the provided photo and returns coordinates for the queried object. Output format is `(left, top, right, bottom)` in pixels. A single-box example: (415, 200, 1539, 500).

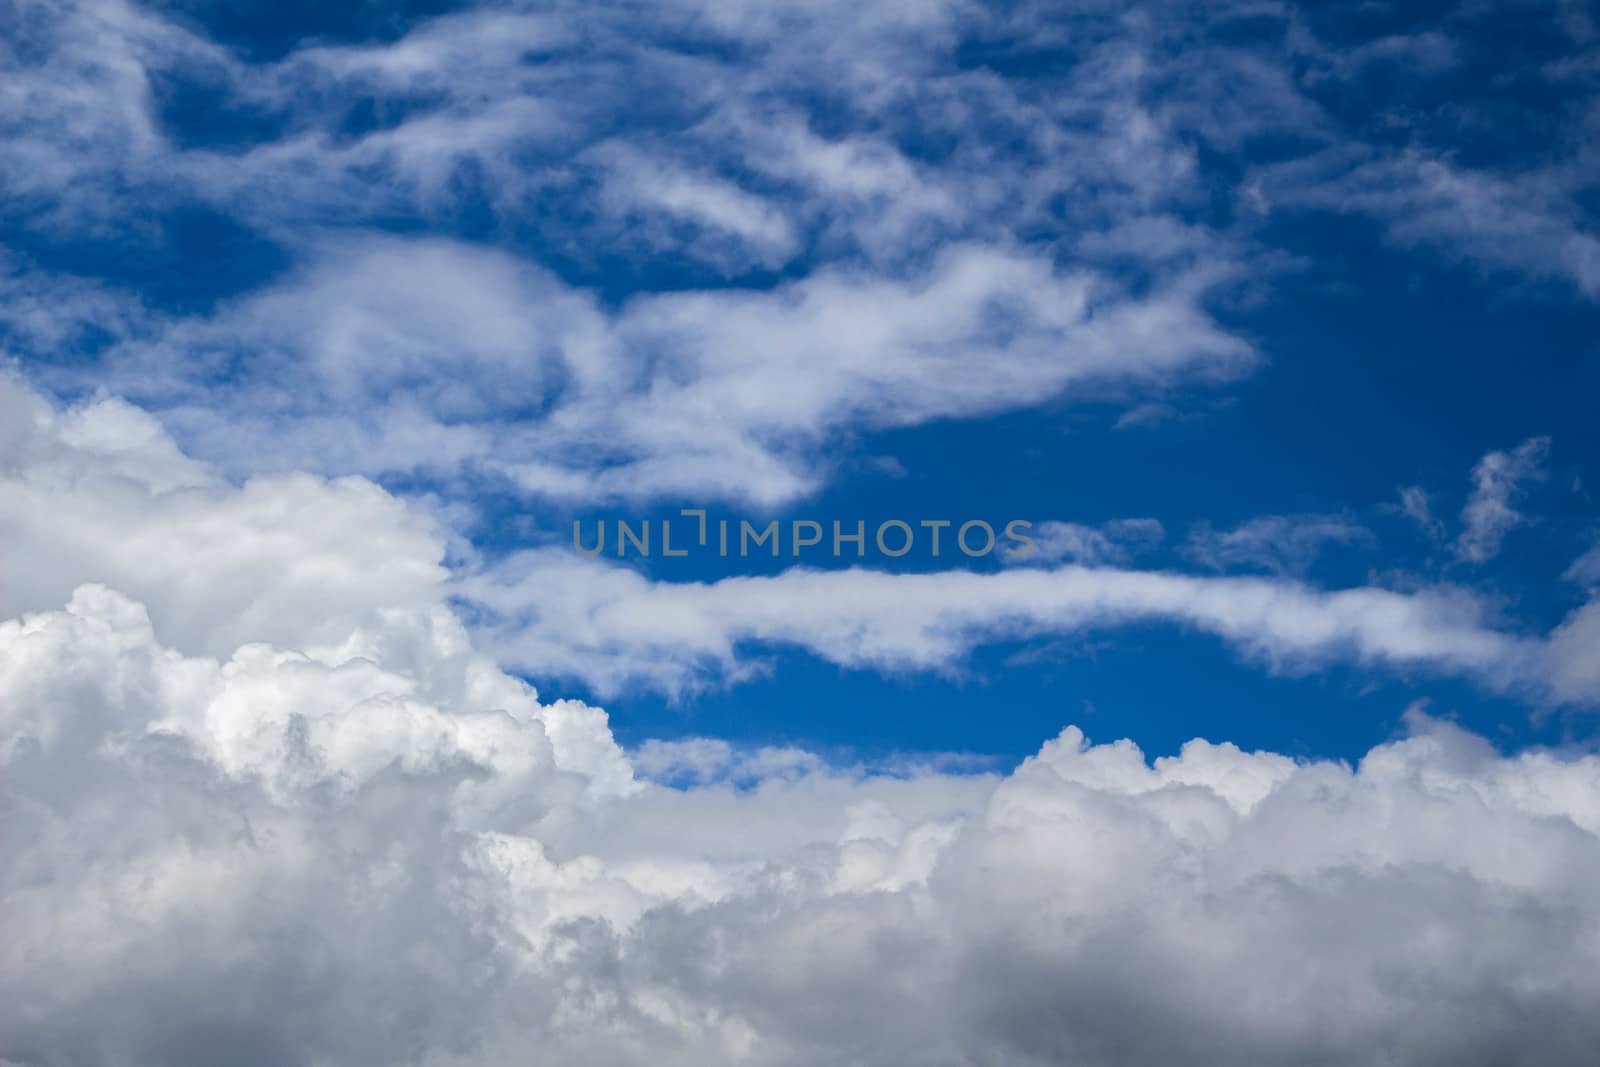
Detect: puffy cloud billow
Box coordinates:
(8, 586, 1600, 1065)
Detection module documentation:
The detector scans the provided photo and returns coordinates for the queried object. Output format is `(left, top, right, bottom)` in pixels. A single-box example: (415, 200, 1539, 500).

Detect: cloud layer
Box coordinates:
(8, 580, 1600, 1066)
(5, 0, 1594, 509)
(3, 377, 1600, 1064)
(466, 547, 1554, 699)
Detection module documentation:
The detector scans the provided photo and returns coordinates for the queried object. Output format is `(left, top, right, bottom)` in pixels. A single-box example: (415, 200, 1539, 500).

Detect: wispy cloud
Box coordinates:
(73, 236, 1250, 506)
(462, 547, 1549, 700)
(1184, 513, 1372, 576)
(1456, 437, 1552, 564)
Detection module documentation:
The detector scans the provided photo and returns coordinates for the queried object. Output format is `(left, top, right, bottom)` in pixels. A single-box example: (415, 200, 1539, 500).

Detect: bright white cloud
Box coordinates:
(2, 373, 1600, 1066)
(0, 373, 446, 658)
(6, 583, 1600, 1065)
(0, 374, 636, 797)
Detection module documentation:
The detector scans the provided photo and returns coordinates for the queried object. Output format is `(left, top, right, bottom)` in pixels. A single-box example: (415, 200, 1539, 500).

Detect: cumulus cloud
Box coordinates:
(0, 374, 631, 793)
(4, 365, 1600, 1067)
(0, 373, 445, 657)
(7, 586, 1600, 1066)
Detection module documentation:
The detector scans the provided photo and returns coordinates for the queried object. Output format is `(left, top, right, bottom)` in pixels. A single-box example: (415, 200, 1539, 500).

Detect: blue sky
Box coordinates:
(10, 0, 1595, 769)
(3, 0, 1598, 772)
(7, 2, 1600, 1064)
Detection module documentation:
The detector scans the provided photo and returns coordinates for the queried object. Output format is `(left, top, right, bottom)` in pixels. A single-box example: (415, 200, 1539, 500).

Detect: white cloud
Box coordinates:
(6, 373, 1590, 729)
(631, 737, 828, 787)
(1259, 151, 1600, 298)
(463, 546, 1545, 699)
(1548, 598, 1600, 706)
(1565, 539, 1600, 586)
(6, 0, 1590, 542)
(1008, 518, 1165, 566)
(1183, 513, 1372, 575)
(80, 236, 1250, 507)
(0, 373, 634, 795)
(0, 373, 447, 658)
(3, 376, 1600, 1064)
(1456, 437, 1552, 564)
(6, 0, 1595, 316)
(7, 583, 1600, 1065)
(0, 2, 1596, 1060)
(0, 0, 226, 231)
(587, 143, 801, 271)
(1398, 484, 1445, 540)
